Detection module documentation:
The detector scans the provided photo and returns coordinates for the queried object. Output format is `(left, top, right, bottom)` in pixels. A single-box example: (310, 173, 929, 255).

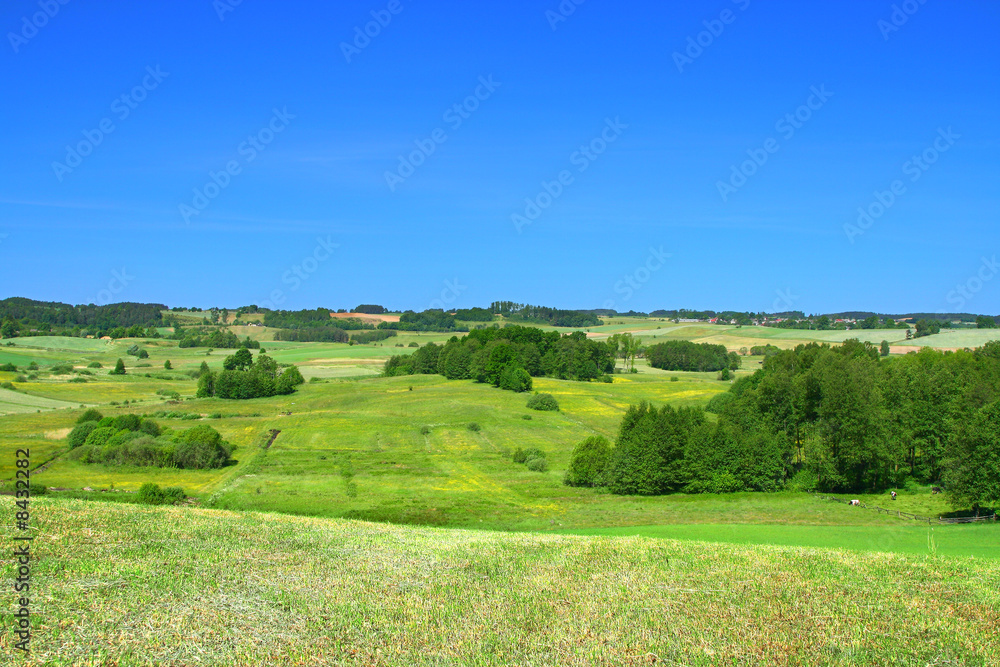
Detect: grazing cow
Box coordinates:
(891, 491, 897, 501)
(849, 499, 860, 506)
(932, 486, 942, 495)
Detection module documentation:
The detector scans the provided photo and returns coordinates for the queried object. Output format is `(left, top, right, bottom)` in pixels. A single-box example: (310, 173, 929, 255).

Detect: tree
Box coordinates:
(977, 316, 998, 329)
(110, 358, 127, 375)
(164, 360, 172, 370)
(943, 400, 1000, 513)
(499, 365, 532, 392)
(880, 340, 890, 357)
(1, 318, 17, 339)
(564, 436, 612, 487)
(137, 349, 149, 359)
(223, 347, 253, 371)
(196, 371, 216, 397)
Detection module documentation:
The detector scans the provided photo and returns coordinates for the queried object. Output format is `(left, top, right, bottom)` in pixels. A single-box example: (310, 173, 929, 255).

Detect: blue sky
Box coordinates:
(2, 0, 998, 315)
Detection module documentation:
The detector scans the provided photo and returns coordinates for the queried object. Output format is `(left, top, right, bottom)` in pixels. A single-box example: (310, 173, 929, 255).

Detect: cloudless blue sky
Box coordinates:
(2, 0, 998, 315)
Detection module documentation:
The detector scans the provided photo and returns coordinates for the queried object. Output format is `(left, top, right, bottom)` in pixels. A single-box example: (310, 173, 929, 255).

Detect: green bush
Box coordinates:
(50, 363, 73, 375)
(137, 483, 185, 505)
(29, 483, 48, 496)
(524, 459, 549, 472)
(172, 425, 230, 469)
(522, 447, 545, 461)
(83, 426, 117, 448)
(670, 376, 679, 382)
(28, 362, 39, 371)
(420, 425, 431, 435)
(112, 414, 142, 432)
(68, 377, 87, 383)
(467, 422, 481, 432)
(1, 381, 14, 390)
(139, 420, 162, 437)
(0, 362, 16, 372)
(521, 414, 532, 420)
(499, 365, 533, 392)
(564, 436, 612, 487)
(87, 362, 102, 369)
(512, 447, 527, 464)
(67, 421, 100, 448)
(526, 457, 549, 472)
(526, 393, 559, 411)
(786, 469, 818, 493)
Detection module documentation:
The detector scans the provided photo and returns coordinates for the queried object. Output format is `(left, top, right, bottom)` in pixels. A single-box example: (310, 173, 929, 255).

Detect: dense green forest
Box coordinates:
(0, 298, 164, 335)
(646, 340, 741, 373)
(569, 340, 1000, 508)
(383, 325, 616, 387)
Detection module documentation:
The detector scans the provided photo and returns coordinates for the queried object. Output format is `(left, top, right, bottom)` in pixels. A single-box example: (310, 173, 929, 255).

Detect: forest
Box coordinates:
(568, 340, 1000, 508)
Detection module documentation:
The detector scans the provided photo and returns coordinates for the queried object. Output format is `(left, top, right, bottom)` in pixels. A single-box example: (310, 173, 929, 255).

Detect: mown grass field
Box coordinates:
(1, 499, 997, 665)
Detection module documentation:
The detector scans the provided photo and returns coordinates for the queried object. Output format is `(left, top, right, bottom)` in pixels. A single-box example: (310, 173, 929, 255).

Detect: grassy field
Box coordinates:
(1, 499, 997, 665)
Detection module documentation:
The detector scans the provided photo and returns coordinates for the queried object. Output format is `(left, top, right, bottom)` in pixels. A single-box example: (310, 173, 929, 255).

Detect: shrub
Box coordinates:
(164, 360, 172, 370)
(172, 425, 230, 469)
(112, 414, 142, 432)
(564, 436, 612, 487)
(68, 421, 100, 448)
(408, 342, 418, 347)
(208, 413, 222, 419)
(522, 447, 545, 461)
(138, 483, 171, 505)
(83, 426, 117, 448)
(521, 414, 532, 420)
(87, 362, 102, 369)
(786, 469, 818, 492)
(0, 362, 16, 371)
(68, 377, 87, 383)
(717, 368, 731, 381)
(1, 381, 14, 390)
(139, 419, 162, 437)
(420, 425, 431, 435)
(109, 359, 127, 375)
(50, 363, 73, 374)
(526, 457, 549, 472)
(467, 422, 481, 432)
(15, 375, 26, 382)
(670, 376, 679, 382)
(526, 393, 559, 411)
(512, 447, 527, 464)
(499, 365, 533, 392)
(29, 483, 47, 496)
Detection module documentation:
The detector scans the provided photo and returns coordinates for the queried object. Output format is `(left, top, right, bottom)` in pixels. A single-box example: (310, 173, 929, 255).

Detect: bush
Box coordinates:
(522, 447, 545, 461)
(15, 375, 27, 382)
(0, 362, 16, 371)
(50, 363, 73, 375)
(87, 362, 102, 369)
(68, 377, 87, 383)
(408, 342, 418, 347)
(1, 381, 14, 390)
(512, 447, 527, 464)
(109, 359, 127, 375)
(420, 425, 431, 435)
(499, 365, 533, 392)
(29, 483, 47, 496)
(786, 469, 818, 493)
(67, 421, 99, 448)
(112, 414, 142, 432)
(137, 483, 185, 505)
(526, 393, 559, 411)
(172, 425, 230, 469)
(521, 414, 532, 420)
(526, 457, 549, 472)
(138, 419, 162, 437)
(83, 426, 117, 448)
(467, 422, 481, 432)
(670, 376, 679, 382)
(564, 436, 612, 487)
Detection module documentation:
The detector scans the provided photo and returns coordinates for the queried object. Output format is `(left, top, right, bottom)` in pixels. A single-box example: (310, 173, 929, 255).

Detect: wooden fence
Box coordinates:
(815, 494, 996, 525)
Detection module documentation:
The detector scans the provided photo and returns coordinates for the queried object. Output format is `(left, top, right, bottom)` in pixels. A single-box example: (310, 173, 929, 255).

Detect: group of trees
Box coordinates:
(351, 329, 397, 344)
(489, 302, 602, 328)
(570, 339, 1000, 510)
(197, 348, 305, 399)
(383, 325, 616, 389)
(378, 310, 465, 332)
(177, 329, 260, 349)
(0, 298, 165, 334)
(646, 340, 741, 373)
(66, 410, 231, 469)
(263, 308, 375, 331)
(274, 327, 348, 343)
